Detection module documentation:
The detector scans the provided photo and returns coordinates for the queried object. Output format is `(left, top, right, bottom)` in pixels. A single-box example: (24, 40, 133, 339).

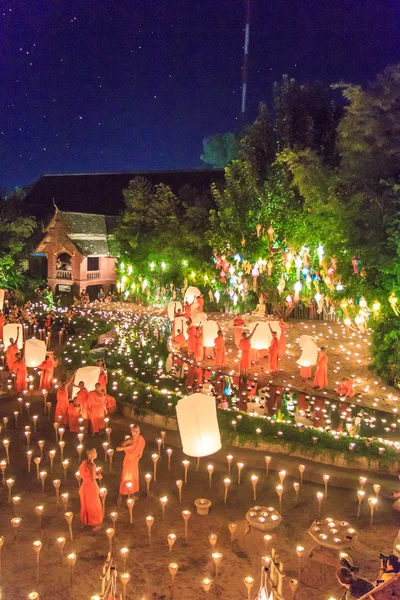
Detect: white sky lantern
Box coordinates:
(191, 312, 207, 326)
(73, 366, 101, 392)
(167, 301, 182, 322)
(249, 322, 270, 350)
(184, 286, 201, 306)
(176, 393, 222, 457)
(3, 323, 23, 349)
(297, 335, 318, 367)
(0, 289, 4, 310)
(203, 321, 219, 348)
(25, 338, 46, 368)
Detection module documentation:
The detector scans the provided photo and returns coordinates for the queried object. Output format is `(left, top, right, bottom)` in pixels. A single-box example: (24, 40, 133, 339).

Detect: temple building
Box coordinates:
(33, 208, 117, 298)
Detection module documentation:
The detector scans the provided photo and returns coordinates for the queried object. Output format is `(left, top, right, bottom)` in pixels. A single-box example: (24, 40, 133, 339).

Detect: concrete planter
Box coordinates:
(121, 405, 179, 431)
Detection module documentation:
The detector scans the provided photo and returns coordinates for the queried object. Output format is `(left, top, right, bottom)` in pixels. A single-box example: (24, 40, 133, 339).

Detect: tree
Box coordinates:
(239, 103, 277, 180)
(201, 132, 240, 168)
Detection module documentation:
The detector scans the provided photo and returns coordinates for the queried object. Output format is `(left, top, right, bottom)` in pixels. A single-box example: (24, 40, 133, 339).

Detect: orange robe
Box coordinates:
(214, 336, 226, 366)
(67, 402, 81, 432)
(279, 323, 287, 355)
(5, 342, 19, 372)
(13, 360, 27, 392)
(77, 388, 89, 419)
(173, 333, 186, 349)
(98, 369, 108, 392)
(300, 366, 312, 379)
(105, 394, 116, 415)
(239, 338, 251, 370)
(78, 459, 103, 526)
(55, 388, 69, 424)
(88, 391, 106, 433)
(194, 331, 204, 362)
(38, 357, 57, 390)
(268, 338, 280, 372)
(187, 325, 196, 355)
(336, 379, 354, 398)
(119, 435, 146, 495)
(314, 353, 328, 388)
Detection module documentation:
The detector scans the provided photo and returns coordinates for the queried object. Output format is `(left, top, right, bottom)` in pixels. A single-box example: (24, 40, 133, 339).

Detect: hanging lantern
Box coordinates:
(317, 245, 324, 265)
(294, 281, 302, 300)
(389, 293, 399, 315)
(73, 366, 101, 392)
(25, 338, 46, 368)
(176, 394, 222, 457)
(372, 300, 381, 314)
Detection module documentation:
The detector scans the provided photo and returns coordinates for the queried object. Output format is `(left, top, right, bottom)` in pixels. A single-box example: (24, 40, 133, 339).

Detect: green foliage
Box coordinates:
(370, 315, 400, 386)
(201, 132, 240, 168)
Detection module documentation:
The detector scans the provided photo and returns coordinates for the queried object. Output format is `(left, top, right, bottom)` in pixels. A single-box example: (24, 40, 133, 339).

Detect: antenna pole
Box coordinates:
(241, 0, 251, 120)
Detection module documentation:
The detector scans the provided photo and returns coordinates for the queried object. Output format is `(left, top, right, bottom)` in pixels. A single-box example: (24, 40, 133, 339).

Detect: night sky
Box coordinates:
(1, 0, 399, 190)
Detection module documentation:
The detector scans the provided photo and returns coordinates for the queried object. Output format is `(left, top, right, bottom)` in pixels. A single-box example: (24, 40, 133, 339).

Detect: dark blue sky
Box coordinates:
(1, 0, 399, 190)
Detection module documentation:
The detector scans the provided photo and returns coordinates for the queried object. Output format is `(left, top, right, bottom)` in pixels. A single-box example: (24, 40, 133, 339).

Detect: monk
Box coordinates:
(5, 328, 20, 371)
(172, 329, 186, 350)
(238, 324, 258, 375)
(55, 375, 74, 425)
(67, 398, 81, 432)
(314, 347, 328, 390)
(76, 381, 89, 423)
(104, 394, 117, 415)
(13, 352, 27, 393)
(268, 328, 280, 373)
(116, 424, 146, 505)
(336, 377, 355, 398)
(88, 383, 107, 435)
(194, 325, 204, 362)
(197, 293, 204, 313)
(78, 448, 103, 530)
(184, 301, 191, 319)
(38, 352, 58, 390)
(187, 320, 196, 356)
(233, 314, 245, 347)
(97, 359, 108, 393)
(214, 328, 226, 368)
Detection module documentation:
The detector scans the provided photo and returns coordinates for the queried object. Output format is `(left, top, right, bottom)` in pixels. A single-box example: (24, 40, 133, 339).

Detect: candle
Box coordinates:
(228, 523, 237, 546)
(201, 576, 213, 594)
(56, 536, 66, 563)
(175, 480, 183, 504)
(64, 512, 74, 541)
(110, 511, 118, 530)
(120, 547, 129, 571)
(182, 459, 190, 483)
(126, 497, 135, 524)
(212, 552, 223, 577)
(208, 533, 217, 549)
(168, 562, 178, 586)
(226, 454, 233, 476)
(160, 496, 168, 518)
(237, 462, 244, 485)
(223, 478, 231, 504)
(316, 491, 324, 518)
(357, 490, 365, 518)
(32, 540, 42, 583)
(293, 482, 300, 503)
(207, 464, 214, 488)
(166, 448, 172, 470)
(296, 545, 305, 581)
(275, 484, 283, 513)
(298, 464, 305, 486)
(106, 527, 115, 553)
(151, 454, 159, 481)
(120, 572, 130, 599)
(181, 510, 191, 539)
(368, 497, 377, 526)
(278, 470, 286, 485)
(167, 533, 176, 552)
(251, 475, 258, 501)
(322, 474, 330, 499)
(145, 473, 152, 496)
(244, 576, 254, 600)
(146, 516, 154, 544)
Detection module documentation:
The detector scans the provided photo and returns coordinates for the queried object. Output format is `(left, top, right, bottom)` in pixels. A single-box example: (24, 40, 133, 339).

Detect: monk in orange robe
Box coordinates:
(67, 399, 81, 432)
(194, 325, 204, 362)
(78, 448, 103, 530)
(172, 329, 186, 350)
(97, 360, 108, 392)
(268, 330, 280, 373)
(117, 424, 146, 504)
(13, 353, 27, 393)
(88, 383, 107, 434)
(55, 376, 73, 424)
(233, 315, 245, 347)
(187, 320, 196, 356)
(238, 324, 258, 374)
(336, 377, 354, 398)
(214, 329, 226, 368)
(38, 353, 58, 390)
(314, 347, 328, 389)
(5, 328, 20, 372)
(76, 381, 89, 422)
(104, 394, 117, 415)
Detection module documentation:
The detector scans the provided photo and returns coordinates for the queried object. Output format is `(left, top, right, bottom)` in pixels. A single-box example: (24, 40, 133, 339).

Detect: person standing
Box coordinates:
(78, 448, 103, 531)
(314, 347, 328, 390)
(5, 328, 20, 371)
(88, 383, 107, 435)
(214, 328, 226, 369)
(38, 352, 58, 390)
(187, 320, 196, 356)
(194, 325, 204, 363)
(13, 352, 27, 393)
(76, 381, 89, 425)
(55, 375, 74, 425)
(268, 328, 280, 374)
(116, 425, 146, 505)
(97, 359, 108, 393)
(67, 398, 81, 432)
(238, 324, 258, 375)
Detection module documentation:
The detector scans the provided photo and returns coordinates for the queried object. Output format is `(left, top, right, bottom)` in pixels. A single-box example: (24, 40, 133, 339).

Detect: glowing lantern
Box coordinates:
(317, 245, 324, 265)
(176, 393, 222, 457)
(73, 366, 101, 392)
(167, 302, 182, 322)
(389, 293, 399, 315)
(372, 301, 381, 313)
(215, 291, 221, 303)
(297, 335, 318, 368)
(3, 324, 23, 349)
(203, 321, 219, 348)
(294, 281, 302, 300)
(248, 321, 281, 350)
(191, 312, 207, 326)
(359, 297, 367, 309)
(24, 338, 46, 368)
(184, 286, 201, 306)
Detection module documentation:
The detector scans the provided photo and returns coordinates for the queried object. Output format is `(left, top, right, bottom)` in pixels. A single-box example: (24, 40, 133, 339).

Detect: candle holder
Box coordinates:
(293, 482, 300, 503)
(119, 571, 130, 599)
(264, 456, 271, 477)
(275, 484, 283, 513)
(175, 480, 183, 504)
(12, 495, 21, 515)
(61, 492, 70, 512)
(182, 459, 190, 483)
(251, 475, 258, 501)
(107, 448, 114, 471)
(62, 459, 69, 483)
(13, 411, 18, 428)
(322, 474, 330, 499)
(77, 444, 84, 461)
(160, 496, 168, 518)
(145, 473, 152, 496)
(226, 455, 233, 477)
(105, 427, 112, 444)
(167, 533, 176, 553)
(66, 552, 76, 587)
(168, 562, 178, 587)
(37, 440, 45, 458)
(3, 439, 10, 464)
(0, 535, 4, 577)
(34, 457, 41, 481)
(58, 427, 65, 442)
(125, 481, 133, 498)
(357, 490, 365, 518)
(6, 478, 15, 503)
(102, 442, 109, 462)
(278, 470, 286, 485)
(156, 437, 162, 457)
(48, 450, 56, 473)
(42, 390, 48, 413)
(56, 536, 66, 563)
(223, 478, 231, 504)
(75, 471, 82, 487)
(368, 497, 377, 526)
(228, 523, 237, 547)
(99, 487, 108, 517)
(208, 533, 217, 550)
(166, 448, 172, 470)
(316, 491, 324, 518)
(39, 471, 47, 496)
(244, 576, 254, 600)
(106, 527, 115, 553)
(296, 545, 305, 582)
(201, 577, 213, 595)
(0, 460, 6, 485)
(298, 464, 305, 486)
(2, 417, 8, 435)
(32, 415, 38, 434)
(120, 547, 129, 571)
(64, 511, 74, 541)
(207, 464, 214, 488)
(182, 510, 191, 539)
(126, 497, 135, 524)
(35, 505, 44, 529)
(110, 511, 118, 530)
(146, 516, 154, 545)
(77, 433, 84, 444)
(289, 578, 299, 599)
(11, 516, 22, 542)
(373, 483, 381, 499)
(359, 476, 367, 490)
(46, 402, 52, 419)
(53, 422, 59, 443)
(32, 540, 42, 583)
(53, 479, 61, 504)
(151, 454, 159, 482)
(237, 463, 244, 485)
(212, 552, 223, 577)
